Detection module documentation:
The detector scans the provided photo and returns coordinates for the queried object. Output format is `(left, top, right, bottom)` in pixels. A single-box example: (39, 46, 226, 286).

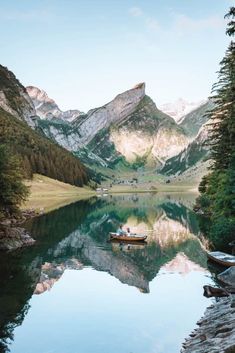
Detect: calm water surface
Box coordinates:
(0, 193, 216, 353)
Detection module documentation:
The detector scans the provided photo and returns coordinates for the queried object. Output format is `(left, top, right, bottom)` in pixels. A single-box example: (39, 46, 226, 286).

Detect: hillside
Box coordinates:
(179, 100, 214, 138)
(0, 65, 89, 187)
(0, 108, 88, 186)
(0, 65, 36, 127)
(23, 174, 95, 212)
(161, 122, 211, 175)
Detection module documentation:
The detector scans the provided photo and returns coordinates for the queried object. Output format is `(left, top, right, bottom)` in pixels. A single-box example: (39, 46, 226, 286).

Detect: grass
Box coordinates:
(22, 174, 95, 213)
(21, 164, 203, 214)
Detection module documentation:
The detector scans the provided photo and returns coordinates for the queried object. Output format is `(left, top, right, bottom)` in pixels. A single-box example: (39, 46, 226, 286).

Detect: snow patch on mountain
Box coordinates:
(160, 98, 206, 123)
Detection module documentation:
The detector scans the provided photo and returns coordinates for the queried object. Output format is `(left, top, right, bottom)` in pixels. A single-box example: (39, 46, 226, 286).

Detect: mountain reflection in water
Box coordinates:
(0, 193, 213, 353)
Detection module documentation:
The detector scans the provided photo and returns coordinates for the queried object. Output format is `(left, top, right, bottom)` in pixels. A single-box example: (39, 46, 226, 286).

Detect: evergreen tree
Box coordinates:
(0, 145, 29, 218)
(207, 7, 235, 171)
(197, 7, 235, 248)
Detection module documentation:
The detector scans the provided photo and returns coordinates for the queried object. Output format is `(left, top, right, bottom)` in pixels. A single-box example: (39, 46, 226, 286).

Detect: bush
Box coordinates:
(209, 217, 235, 249)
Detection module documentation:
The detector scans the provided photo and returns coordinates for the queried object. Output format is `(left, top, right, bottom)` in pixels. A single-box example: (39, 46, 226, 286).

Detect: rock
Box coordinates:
(218, 267, 235, 286)
(0, 65, 37, 128)
(0, 219, 11, 226)
(26, 86, 83, 122)
(203, 285, 229, 298)
(0, 226, 35, 251)
(182, 295, 235, 353)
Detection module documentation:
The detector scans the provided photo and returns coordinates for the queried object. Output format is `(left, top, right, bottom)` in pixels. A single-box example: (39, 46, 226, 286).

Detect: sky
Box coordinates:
(0, 0, 233, 112)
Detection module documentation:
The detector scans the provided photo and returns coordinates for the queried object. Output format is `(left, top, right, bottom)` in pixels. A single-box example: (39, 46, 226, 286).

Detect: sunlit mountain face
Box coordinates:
(0, 194, 213, 353)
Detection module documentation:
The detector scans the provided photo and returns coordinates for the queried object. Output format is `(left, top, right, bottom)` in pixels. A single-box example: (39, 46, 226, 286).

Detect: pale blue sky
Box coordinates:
(0, 0, 232, 112)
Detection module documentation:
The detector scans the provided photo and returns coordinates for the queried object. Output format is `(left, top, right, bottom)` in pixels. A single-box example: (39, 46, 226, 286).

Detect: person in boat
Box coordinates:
(127, 227, 132, 236)
(116, 224, 127, 236)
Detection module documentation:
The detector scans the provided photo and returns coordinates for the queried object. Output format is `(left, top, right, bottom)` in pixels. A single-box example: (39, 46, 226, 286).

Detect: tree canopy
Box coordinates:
(0, 145, 29, 218)
(197, 7, 235, 248)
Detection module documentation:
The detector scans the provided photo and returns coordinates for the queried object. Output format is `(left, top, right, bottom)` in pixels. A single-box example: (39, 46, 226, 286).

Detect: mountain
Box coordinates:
(161, 121, 211, 176)
(26, 86, 83, 122)
(160, 98, 205, 123)
(179, 100, 214, 138)
(0, 65, 36, 128)
(0, 65, 88, 186)
(30, 83, 189, 169)
(160, 99, 215, 176)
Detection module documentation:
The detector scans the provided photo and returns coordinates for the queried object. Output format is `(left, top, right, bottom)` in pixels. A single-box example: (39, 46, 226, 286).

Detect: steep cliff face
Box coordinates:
(0, 65, 36, 127)
(31, 83, 188, 168)
(108, 95, 188, 166)
(27, 86, 82, 122)
(72, 82, 146, 145)
(160, 100, 215, 176)
(179, 100, 214, 138)
(161, 121, 211, 175)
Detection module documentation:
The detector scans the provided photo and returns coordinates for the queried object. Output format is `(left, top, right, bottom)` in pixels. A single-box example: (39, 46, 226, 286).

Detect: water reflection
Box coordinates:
(0, 193, 213, 353)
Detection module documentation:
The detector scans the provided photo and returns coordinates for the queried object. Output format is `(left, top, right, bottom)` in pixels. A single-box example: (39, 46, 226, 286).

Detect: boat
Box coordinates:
(109, 232, 147, 242)
(207, 251, 235, 267)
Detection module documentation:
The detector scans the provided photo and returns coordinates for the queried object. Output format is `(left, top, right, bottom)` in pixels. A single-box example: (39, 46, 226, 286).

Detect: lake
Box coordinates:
(0, 193, 216, 353)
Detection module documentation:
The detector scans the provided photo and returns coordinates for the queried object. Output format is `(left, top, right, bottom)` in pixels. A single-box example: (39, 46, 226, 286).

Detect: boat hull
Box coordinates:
(207, 251, 235, 267)
(109, 233, 147, 242)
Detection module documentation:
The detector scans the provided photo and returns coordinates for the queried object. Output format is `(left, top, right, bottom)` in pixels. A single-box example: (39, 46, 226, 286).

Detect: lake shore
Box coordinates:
(0, 174, 96, 251)
(1, 174, 199, 251)
(182, 294, 235, 353)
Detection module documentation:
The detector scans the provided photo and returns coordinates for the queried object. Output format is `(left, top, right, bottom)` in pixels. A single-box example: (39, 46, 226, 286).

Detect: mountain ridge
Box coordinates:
(28, 82, 189, 169)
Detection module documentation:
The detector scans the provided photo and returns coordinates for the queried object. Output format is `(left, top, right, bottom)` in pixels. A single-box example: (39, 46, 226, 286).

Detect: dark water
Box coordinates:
(0, 193, 216, 353)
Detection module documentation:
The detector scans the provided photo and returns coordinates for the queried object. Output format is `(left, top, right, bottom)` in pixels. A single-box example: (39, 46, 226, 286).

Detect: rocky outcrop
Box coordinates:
(179, 100, 214, 138)
(27, 86, 82, 122)
(0, 226, 35, 251)
(161, 120, 211, 175)
(181, 295, 235, 353)
(218, 267, 235, 287)
(73, 83, 146, 145)
(0, 65, 37, 127)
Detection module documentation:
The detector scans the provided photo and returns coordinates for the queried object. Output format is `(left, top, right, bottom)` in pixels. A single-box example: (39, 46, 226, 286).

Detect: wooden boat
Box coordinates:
(109, 232, 147, 242)
(207, 251, 235, 267)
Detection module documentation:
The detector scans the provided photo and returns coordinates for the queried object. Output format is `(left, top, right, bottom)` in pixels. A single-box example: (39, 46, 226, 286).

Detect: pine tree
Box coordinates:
(0, 145, 29, 217)
(197, 7, 235, 247)
(207, 7, 235, 171)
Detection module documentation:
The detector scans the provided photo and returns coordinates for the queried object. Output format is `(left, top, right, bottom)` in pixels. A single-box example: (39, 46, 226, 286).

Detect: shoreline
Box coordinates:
(181, 295, 235, 353)
(0, 175, 199, 251)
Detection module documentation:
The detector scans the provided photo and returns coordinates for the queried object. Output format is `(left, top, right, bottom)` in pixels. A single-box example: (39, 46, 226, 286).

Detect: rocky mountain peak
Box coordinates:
(26, 85, 82, 122)
(27, 86, 54, 105)
(133, 82, 145, 90)
(0, 65, 36, 127)
(75, 82, 146, 145)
